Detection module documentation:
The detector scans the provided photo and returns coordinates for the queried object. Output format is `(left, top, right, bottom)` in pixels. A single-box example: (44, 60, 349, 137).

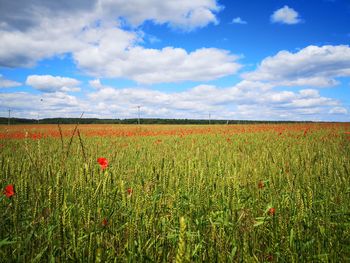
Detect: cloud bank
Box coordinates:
(1, 77, 346, 121)
(0, 0, 238, 84)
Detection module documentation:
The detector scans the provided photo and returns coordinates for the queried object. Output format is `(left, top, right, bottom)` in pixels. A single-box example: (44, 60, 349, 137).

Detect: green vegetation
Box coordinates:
(1, 124, 350, 262)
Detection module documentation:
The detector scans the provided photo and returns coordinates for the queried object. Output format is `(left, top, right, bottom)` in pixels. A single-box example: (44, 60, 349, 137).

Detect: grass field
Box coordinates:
(1, 123, 350, 262)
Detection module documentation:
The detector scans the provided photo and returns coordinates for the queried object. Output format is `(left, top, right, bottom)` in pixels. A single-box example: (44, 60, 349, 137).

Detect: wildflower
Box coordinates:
(127, 188, 133, 197)
(4, 184, 15, 198)
(258, 181, 264, 189)
(102, 218, 108, 227)
(268, 207, 276, 216)
(97, 157, 108, 170)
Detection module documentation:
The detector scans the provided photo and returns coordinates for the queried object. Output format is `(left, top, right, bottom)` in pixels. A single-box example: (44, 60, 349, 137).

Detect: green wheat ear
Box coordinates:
(175, 216, 189, 263)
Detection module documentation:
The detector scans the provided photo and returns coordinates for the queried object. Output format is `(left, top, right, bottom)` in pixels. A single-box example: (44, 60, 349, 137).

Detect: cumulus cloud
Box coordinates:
(0, 91, 83, 119)
(0, 75, 21, 88)
(98, 0, 221, 30)
(271, 6, 302, 25)
(285, 96, 337, 108)
(0, 15, 89, 67)
(75, 35, 242, 83)
(0, 0, 239, 83)
(89, 79, 104, 89)
(329, 107, 348, 114)
(242, 45, 350, 87)
(1, 78, 347, 121)
(26, 75, 81, 93)
(82, 79, 345, 120)
(231, 17, 247, 24)
(0, 0, 220, 31)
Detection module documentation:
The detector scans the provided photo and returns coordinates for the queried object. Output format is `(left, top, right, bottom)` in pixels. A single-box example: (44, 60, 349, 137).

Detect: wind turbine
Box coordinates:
(137, 105, 141, 125)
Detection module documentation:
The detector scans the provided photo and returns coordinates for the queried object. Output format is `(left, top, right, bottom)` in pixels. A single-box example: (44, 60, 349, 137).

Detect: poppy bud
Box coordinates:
(127, 188, 133, 196)
(258, 181, 264, 189)
(102, 218, 108, 227)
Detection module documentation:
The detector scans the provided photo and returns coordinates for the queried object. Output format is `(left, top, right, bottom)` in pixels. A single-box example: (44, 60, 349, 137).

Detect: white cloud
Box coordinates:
(0, 91, 84, 119)
(0, 1, 239, 84)
(285, 96, 337, 108)
(0, 0, 221, 32)
(0, 75, 21, 88)
(299, 89, 320, 98)
(0, 15, 88, 67)
(83, 80, 344, 120)
(147, 34, 161, 44)
(89, 79, 104, 89)
(0, 0, 223, 68)
(231, 17, 247, 24)
(1, 78, 347, 121)
(271, 6, 302, 25)
(329, 107, 348, 114)
(242, 45, 350, 87)
(269, 91, 295, 103)
(26, 75, 81, 93)
(97, 0, 221, 30)
(74, 24, 242, 83)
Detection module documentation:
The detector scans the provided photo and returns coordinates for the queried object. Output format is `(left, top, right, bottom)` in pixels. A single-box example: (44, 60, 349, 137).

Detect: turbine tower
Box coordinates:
(137, 105, 141, 125)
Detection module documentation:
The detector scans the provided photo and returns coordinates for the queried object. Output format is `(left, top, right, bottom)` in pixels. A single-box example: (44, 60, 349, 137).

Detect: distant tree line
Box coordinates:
(0, 117, 317, 125)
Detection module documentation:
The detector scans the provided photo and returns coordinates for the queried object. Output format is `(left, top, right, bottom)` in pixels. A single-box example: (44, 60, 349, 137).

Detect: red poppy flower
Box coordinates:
(97, 157, 108, 170)
(258, 181, 264, 189)
(102, 218, 108, 227)
(4, 184, 15, 198)
(127, 188, 133, 196)
(268, 207, 276, 216)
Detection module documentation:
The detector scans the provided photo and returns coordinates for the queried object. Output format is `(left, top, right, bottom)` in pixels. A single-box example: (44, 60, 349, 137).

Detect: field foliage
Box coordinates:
(1, 123, 350, 262)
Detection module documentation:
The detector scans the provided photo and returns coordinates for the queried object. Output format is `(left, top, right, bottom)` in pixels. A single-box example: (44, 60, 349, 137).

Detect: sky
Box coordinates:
(0, 0, 350, 121)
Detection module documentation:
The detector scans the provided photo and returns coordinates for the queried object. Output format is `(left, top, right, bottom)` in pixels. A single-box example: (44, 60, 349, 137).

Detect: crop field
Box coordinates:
(1, 123, 350, 262)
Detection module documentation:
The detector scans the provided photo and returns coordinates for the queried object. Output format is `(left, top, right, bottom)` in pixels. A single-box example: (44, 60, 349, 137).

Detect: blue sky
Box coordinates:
(0, 0, 349, 121)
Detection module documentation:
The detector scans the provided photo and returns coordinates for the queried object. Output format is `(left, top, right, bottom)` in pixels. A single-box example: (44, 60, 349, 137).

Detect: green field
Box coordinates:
(1, 124, 350, 262)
